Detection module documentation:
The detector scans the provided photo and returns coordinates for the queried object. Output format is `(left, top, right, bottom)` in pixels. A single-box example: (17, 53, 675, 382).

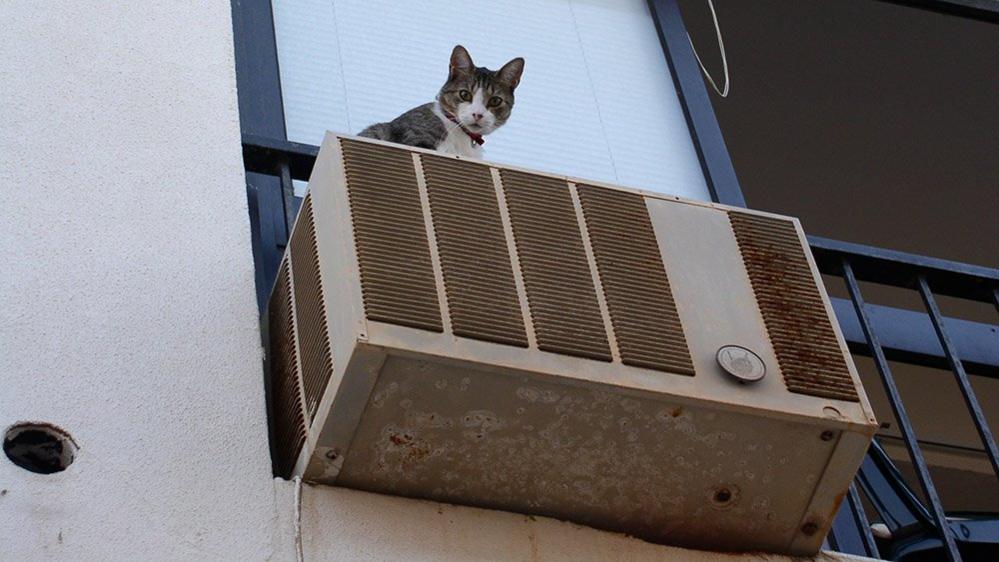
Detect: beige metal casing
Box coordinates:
(266, 133, 877, 556)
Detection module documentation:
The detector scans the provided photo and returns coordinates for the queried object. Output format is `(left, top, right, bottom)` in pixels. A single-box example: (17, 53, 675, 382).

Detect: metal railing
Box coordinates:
(242, 136, 999, 561)
(814, 240, 999, 561)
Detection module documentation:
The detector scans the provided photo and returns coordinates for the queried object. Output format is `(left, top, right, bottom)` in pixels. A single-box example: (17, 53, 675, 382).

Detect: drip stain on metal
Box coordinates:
(729, 211, 858, 402)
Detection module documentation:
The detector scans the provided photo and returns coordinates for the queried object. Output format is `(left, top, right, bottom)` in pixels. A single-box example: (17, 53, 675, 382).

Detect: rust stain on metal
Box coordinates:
(728, 211, 859, 402)
(335, 358, 829, 553)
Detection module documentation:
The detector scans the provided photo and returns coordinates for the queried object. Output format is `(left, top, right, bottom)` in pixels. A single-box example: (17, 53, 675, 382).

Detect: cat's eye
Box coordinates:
(459, 89, 472, 102)
(488, 96, 503, 107)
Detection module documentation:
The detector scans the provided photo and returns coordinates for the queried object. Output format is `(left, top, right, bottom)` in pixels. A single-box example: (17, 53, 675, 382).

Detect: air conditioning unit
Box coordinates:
(265, 133, 877, 555)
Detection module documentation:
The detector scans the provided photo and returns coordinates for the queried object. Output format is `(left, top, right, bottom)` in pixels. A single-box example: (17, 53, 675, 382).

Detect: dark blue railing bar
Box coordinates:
(848, 484, 879, 557)
(842, 260, 962, 561)
(829, 298, 999, 378)
(242, 133, 319, 181)
(647, 0, 746, 207)
(830, 484, 879, 557)
(278, 160, 295, 240)
(917, 275, 999, 480)
(810, 235, 999, 303)
(856, 445, 925, 532)
(879, 0, 999, 23)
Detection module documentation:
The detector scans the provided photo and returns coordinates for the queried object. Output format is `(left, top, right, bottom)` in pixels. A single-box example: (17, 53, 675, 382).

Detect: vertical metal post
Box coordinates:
(842, 260, 962, 562)
(232, 0, 291, 312)
(917, 275, 999, 479)
(848, 485, 879, 557)
(855, 442, 926, 531)
(646, 0, 746, 206)
(279, 159, 296, 239)
(829, 483, 879, 557)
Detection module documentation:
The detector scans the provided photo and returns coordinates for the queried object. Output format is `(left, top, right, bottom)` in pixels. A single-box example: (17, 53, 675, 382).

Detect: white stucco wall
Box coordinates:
(0, 2, 277, 559)
(0, 3, 874, 561)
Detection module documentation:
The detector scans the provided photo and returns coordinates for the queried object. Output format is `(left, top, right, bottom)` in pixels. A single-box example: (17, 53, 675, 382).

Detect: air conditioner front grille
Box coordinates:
(421, 155, 528, 347)
(289, 194, 335, 419)
(501, 170, 611, 360)
(729, 211, 859, 402)
(341, 139, 443, 332)
(268, 257, 307, 477)
(577, 184, 694, 374)
(272, 135, 876, 556)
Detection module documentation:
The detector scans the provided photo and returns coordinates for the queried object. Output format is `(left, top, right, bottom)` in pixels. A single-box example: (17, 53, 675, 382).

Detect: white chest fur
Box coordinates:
(432, 105, 483, 159)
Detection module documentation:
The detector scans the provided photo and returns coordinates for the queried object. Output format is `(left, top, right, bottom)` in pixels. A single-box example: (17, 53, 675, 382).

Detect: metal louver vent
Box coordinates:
(728, 211, 859, 402)
(500, 170, 611, 360)
(288, 194, 334, 419)
(576, 184, 694, 374)
(268, 257, 307, 477)
(340, 139, 443, 332)
(422, 156, 527, 347)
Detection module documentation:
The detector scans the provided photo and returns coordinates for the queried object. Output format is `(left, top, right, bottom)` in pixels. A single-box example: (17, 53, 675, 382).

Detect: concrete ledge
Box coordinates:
(293, 482, 880, 561)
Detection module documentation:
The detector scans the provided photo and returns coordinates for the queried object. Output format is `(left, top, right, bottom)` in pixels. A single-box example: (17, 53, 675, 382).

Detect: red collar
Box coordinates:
(442, 111, 485, 147)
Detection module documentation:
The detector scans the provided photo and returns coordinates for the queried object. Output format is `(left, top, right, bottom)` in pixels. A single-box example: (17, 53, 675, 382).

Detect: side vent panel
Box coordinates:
(340, 139, 443, 332)
(577, 184, 694, 374)
(288, 194, 334, 419)
(728, 211, 859, 402)
(422, 156, 528, 347)
(268, 257, 307, 477)
(501, 170, 611, 360)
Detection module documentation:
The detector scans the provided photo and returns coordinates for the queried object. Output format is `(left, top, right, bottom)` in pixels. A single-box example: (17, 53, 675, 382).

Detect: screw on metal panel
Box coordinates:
(820, 430, 835, 441)
(714, 488, 732, 503)
(801, 522, 819, 536)
(709, 485, 738, 509)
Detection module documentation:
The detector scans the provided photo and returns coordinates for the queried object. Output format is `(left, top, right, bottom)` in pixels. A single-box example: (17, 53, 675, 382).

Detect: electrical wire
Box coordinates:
(686, 0, 730, 98)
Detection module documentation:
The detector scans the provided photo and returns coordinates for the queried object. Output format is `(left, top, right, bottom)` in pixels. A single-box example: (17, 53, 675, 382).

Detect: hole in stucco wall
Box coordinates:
(3, 423, 78, 474)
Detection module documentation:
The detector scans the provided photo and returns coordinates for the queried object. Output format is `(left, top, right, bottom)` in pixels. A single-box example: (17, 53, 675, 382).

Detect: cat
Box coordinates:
(358, 45, 524, 158)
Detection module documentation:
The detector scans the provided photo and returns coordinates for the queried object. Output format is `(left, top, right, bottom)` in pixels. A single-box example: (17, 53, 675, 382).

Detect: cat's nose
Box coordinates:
(472, 113, 483, 121)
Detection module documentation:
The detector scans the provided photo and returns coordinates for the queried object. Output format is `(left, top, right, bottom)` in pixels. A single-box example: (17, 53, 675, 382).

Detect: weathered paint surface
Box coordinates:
(335, 356, 839, 553)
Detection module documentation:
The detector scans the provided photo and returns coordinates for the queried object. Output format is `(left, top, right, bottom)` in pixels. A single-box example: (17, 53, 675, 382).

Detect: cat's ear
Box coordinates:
(497, 57, 525, 90)
(449, 45, 475, 77)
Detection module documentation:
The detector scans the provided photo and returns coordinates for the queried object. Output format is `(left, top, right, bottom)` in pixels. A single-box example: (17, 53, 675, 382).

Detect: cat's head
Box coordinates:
(437, 45, 524, 136)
